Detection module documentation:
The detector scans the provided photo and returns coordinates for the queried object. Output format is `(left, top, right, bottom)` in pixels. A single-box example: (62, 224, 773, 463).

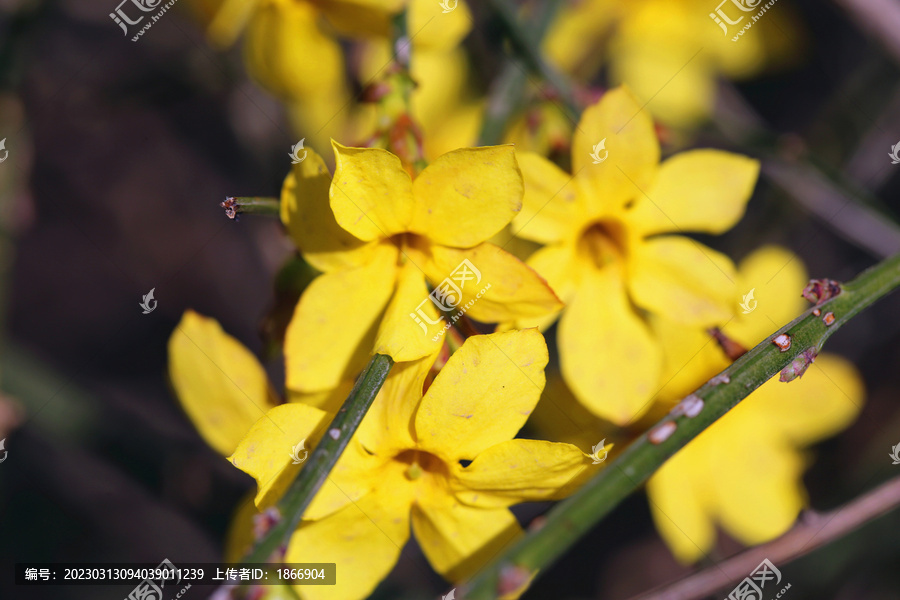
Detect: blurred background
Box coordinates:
(1, 0, 900, 598)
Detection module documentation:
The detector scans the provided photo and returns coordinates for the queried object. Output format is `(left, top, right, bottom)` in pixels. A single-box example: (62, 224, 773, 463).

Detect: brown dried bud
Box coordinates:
(708, 327, 748, 361)
(780, 347, 818, 382)
(802, 279, 842, 305)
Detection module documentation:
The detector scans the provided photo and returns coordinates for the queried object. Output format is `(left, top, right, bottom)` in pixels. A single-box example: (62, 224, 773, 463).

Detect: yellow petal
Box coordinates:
(358, 350, 440, 455)
(286, 379, 356, 415)
(628, 236, 736, 326)
(411, 502, 522, 581)
(280, 146, 374, 272)
(228, 404, 330, 509)
(415, 330, 548, 461)
(285, 467, 413, 600)
(453, 439, 593, 508)
(646, 440, 718, 563)
(168, 311, 277, 456)
(543, 0, 618, 78)
(284, 243, 398, 393)
(724, 245, 808, 347)
(572, 87, 660, 214)
(243, 0, 345, 103)
(559, 263, 661, 424)
(512, 152, 583, 244)
(627, 150, 759, 236)
(410, 146, 523, 248)
(418, 241, 563, 324)
(374, 258, 445, 361)
(205, 0, 260, 48)
(407, 0, 472, 51)
(318, 0, 404, 38)
(750, 354, 864, 447)
(330, 142, 415, 241)
(609, 36, 715, 128)
(513, 243, 580, 330)
(711, 429, 806, 548)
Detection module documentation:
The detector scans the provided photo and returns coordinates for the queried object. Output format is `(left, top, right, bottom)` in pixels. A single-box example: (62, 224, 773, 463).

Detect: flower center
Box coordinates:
(577, 219, 627, 268)
(395, 449, 448, 482)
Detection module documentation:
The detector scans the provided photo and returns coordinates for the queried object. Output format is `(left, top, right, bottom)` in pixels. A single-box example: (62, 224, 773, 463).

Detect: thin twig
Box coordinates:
(630, 475, 900, 600)
(833, 0, 900, 67)
(459, 253, 900, 599)
(221, 196, 280, 219)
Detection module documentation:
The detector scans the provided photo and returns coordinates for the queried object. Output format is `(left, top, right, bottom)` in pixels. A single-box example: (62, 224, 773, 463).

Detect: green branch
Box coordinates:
(478, 0, 563, 146)
(460, 252, 900, 599)
(241, 354, 394, 563)
(484, 0, 580, 119)
(221, 196, 280, 220)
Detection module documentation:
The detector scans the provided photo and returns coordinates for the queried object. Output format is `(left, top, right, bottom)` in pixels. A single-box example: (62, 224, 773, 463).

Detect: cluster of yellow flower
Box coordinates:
(168, 2, 861, 598)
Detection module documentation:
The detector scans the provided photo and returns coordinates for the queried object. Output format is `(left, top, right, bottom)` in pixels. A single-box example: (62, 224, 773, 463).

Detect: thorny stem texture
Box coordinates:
(241, 354, 394, 564)
(461, 252, 900, 599)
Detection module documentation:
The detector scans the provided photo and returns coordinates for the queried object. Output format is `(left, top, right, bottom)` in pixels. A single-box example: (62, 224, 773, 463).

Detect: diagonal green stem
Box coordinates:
(478, 0, 563, 146)
(241, 354, 394, 563)
(461, 252, 900, 599)
(484, 0, 580, 119)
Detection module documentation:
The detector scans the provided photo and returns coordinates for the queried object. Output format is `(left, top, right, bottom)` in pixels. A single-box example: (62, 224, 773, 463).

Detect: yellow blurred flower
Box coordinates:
(646, 246, 865, 562)
(509, 86, 758, 424)
(230, 330, 595, 600)
(189, 0, 473, 149)
(544, 0, 800, 127)
(281, 141, 562, 394)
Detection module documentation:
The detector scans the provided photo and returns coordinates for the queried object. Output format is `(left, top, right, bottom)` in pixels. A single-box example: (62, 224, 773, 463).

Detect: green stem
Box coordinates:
(222, 196, 280, 219)
(241, 354, 394, 563)
(461, 252, 900, 599)
(477, 0, 562, 146)
(484, 0, 580, 119)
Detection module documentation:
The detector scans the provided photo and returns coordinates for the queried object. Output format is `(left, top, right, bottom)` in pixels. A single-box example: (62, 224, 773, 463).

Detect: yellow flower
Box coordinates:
(510, 86, 758, 424)
(544, 0, 799, 127)
(646, 246, 865, 562)
(280, 141, 562, 394)
(230, 329, 595, 600)
(191, 0, 473, 149)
